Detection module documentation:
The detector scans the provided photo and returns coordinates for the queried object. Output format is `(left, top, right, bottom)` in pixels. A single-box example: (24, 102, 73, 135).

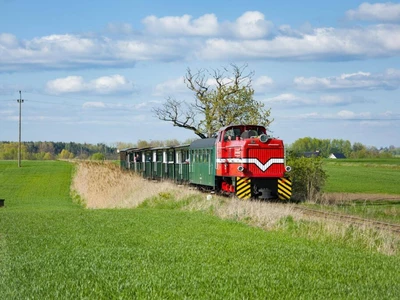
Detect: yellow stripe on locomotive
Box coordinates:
(236, 177, 252, 200)
(278, 177, 292, 201)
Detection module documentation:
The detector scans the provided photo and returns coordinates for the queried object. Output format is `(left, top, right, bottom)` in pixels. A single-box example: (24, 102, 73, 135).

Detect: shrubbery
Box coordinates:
(287, 154, 328, 202)
(91, 152, 105, 160)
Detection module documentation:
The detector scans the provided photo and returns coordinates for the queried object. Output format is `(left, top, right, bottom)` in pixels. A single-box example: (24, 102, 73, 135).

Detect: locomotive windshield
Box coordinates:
(221, 125, 266, 141)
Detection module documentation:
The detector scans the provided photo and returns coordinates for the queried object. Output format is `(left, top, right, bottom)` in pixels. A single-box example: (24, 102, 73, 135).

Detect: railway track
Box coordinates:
(294, 206, 400, 235)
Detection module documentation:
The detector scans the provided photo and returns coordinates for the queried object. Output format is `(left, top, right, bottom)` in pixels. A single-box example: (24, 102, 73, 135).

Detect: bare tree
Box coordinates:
(153, 64, 273, 138)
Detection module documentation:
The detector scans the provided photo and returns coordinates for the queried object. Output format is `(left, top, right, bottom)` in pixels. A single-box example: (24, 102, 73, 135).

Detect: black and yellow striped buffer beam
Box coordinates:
(236, 177, 252, 200)
(278, 177, 292, 200)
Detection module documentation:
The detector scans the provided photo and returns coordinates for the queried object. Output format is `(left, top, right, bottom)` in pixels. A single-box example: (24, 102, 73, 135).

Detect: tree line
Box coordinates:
(287, 137, 400, 158)
(0, 141, 118, 161)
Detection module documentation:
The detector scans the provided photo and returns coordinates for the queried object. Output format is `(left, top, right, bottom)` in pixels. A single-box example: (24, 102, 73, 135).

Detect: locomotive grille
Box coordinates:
(248, 148, 285, 175)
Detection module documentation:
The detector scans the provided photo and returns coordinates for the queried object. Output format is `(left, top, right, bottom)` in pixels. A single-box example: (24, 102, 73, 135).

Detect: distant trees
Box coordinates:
(287, 137, 397, 158)
(153, 64, 272, 139)
(58, 149, 74, 159)
(0, 139, 188, 161)
(0, 143, 28, 160)
(0, 141, 118, 160)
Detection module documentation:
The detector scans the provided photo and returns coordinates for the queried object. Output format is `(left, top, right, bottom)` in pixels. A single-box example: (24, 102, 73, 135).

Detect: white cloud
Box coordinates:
(92, 75, 132, 93)
(28, 34, 95, 54)
(83, 102, 106, 109)
(346, 2, 400, 22)
(319, 95, 351, 106)
(153, 77, 186, 96)
(264, 93, 313, 106)
(197, 25, 400, 60)
(231, 11, 273, 39)
(142, 11, 272, 39)
(293, 110, 374, 120)
(0, 109, 13, 115)
(46, 76, 85, 94)
(0, 33, 19, 47)
(1, 13, 400, 72)
(294, 69, 400, 91)
(143, 14, 219, 36)
(46, 75, 134, 95)
(264, 93, 368, 107)
(337, 110, 356, 118)
(106, 23, 135, 35)
(113, 39, 189, 61)
(253, 76, 274, 92)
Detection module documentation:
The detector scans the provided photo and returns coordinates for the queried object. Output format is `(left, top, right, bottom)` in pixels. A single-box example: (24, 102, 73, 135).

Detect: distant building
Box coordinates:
(329, 153, 346, 159)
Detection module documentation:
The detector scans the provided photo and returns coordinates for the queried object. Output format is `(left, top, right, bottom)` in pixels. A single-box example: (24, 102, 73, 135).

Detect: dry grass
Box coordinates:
(71, 161, 199, 209)
(185, 196, 300, 230)
(291, 215, 400, 256)
(71, 161, 299, 230)
(71, 161, 399, 255)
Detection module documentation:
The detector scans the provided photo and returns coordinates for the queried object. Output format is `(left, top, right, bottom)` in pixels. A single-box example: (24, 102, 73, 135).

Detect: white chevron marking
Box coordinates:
(216, 158, 284, 172)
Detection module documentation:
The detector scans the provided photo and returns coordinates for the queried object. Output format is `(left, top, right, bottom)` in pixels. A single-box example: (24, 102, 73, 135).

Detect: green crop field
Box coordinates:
(323, 158, 400, 194)
(1, 161, 400, 299)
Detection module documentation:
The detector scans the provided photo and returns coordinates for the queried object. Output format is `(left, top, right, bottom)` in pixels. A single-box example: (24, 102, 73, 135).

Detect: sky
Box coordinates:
(0, 0, 399, 148)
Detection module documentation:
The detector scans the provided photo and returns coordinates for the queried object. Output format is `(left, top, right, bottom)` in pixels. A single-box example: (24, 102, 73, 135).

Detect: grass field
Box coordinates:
(323, 158, 400, 194)
(319, 158, 400, 222)
(1, 160, 400, 298)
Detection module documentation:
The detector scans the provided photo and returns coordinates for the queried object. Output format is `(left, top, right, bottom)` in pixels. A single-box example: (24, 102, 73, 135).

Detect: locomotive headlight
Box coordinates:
(285, 166, 292, 172)
(237, 166, 244, 172)
(259, 134, 269, 143)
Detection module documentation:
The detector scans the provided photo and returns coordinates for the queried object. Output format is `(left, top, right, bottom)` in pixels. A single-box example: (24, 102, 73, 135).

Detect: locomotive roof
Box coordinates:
(219, 124, 266, 132)
(189, 138, 216, 149)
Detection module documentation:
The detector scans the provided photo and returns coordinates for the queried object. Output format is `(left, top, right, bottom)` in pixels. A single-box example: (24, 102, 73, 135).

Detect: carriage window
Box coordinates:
(194, 150, 198, 163)
(157, 151, 163, 162)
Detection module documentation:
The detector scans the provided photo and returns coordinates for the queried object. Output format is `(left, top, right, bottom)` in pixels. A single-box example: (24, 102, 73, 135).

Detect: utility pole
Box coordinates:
(17, 91, 24, 167)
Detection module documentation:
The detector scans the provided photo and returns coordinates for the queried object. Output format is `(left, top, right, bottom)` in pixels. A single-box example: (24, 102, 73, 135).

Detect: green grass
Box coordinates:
(0, 160, 81, 210)
(1, 160, 400, 298)
(323, 158, 400, 194)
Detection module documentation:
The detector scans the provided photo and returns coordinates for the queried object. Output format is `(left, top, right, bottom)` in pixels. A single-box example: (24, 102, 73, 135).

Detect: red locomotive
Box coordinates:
(214, 125, 291, 200)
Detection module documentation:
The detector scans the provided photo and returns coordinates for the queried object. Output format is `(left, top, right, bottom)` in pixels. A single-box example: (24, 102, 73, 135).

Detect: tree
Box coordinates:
(153, 64, 273, 139)
(58, 149, 74, 159)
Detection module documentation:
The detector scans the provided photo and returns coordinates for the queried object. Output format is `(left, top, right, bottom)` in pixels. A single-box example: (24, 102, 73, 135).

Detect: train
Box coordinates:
(119, 124, 292, 200)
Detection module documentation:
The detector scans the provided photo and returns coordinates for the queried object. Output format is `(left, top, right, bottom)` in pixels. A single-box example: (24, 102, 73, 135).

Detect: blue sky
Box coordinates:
(1, 0, 399, 148)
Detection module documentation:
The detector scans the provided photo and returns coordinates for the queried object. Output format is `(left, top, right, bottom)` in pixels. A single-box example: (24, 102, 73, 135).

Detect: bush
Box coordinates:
(91, 152, 105, 160)
(287, 155, 327, 202)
